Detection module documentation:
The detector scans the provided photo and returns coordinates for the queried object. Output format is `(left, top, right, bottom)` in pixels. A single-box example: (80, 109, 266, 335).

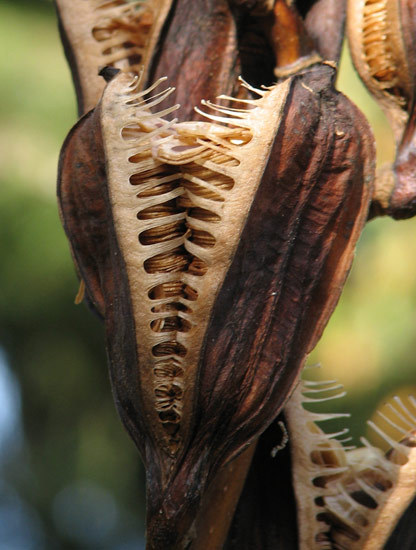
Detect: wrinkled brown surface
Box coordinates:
(57, 108, 108, 317)
(192, 64, 373, 472)
(149, 0, 346, 121)
(149, 0, 241, 120)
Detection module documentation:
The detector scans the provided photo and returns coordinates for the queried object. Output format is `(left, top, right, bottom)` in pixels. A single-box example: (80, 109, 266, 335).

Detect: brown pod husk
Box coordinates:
(57, 106, 109, 319)
(58, 59, 374, 548)
(186, 61, 374, 488)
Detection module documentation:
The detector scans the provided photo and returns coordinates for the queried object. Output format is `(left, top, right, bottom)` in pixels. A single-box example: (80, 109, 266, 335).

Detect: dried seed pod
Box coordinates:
(55, 0, 173, 114)
(347, 0, 416, 218)
(347, 0, 414, 138)
(56, 0, 348, 124)
(285, 374, 416, 550)
(327, 403, 416, 549)
(285, 375, 351, 549)
(55, 0, 279, 121)
(58, 60, 374, 547)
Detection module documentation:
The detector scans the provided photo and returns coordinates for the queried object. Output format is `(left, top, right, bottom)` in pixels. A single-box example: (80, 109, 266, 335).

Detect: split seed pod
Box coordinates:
(55, 0, 173, 115)
(285, 374, 416, 550)
(58, 58, 374, 547)
(347, 0, 416, 218)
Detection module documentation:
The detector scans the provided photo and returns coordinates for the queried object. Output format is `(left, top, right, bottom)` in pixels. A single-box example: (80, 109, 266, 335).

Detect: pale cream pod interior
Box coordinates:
(100, 71, 292, 456)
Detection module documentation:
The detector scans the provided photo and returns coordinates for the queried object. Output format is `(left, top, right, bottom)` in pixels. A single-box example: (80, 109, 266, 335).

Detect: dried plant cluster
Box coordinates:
(55, 0, 416, 548)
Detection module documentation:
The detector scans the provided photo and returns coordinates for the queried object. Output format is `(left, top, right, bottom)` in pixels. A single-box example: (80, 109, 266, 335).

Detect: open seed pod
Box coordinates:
(285, 375, 352, 549)
(57, 58, 374, 547)
(347, 0, 415, 139)
(347, 0, 416, 218)
(223, 374, 416, 550)
(55, 0, 278, 120)
(55, 0, 376, 547)
(282, 371, 416, 550)
(55, 0, 173, 115)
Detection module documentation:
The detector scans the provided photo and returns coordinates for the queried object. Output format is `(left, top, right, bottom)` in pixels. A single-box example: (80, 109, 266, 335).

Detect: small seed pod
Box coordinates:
(347, 0, 416, 218)
(285, 376, 351, 550)
(151, 0, 275, 120)
(348, 0, 414, 138)
(56, 0, 348, 124)
(284, 375, 416, 550)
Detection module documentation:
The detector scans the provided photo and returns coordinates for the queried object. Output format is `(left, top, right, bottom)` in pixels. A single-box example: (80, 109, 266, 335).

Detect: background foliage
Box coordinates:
(0, 1, 415, 547)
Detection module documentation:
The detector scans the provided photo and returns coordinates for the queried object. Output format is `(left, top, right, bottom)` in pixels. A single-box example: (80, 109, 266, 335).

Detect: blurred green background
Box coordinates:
(0, 0, 415, 548)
